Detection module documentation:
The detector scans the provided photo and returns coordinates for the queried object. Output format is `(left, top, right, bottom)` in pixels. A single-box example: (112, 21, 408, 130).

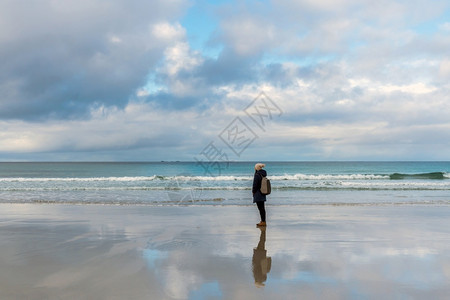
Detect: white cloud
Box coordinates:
(220, 18, 277, 56)
(439, 59, 450, 77)
(0, 102, 202, 155)
(300, 0, 357, 11)
(163, 42, 203, 76)
(109, 36, 122, 44)
(349, 79, 437, 94)
(376, 82, 437, 94)
(152, 22, 186, 42)
(439, 22, 450, 31)
(136, 89, 150, 97)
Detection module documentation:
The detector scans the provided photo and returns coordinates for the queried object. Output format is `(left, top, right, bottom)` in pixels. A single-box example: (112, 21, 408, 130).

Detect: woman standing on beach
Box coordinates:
(253, 163, 267, 226)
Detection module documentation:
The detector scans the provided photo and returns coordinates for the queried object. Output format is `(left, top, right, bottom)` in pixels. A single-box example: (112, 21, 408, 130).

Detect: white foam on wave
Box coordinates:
(163, 174, 388, 181)
(270, 174, 389, 180)
(0, 175, 252, 182)
(169, 175, 253, 181)
(339, 180, 450, 189)
(2, 172, 444, 183)
(0, 176, 160, 182)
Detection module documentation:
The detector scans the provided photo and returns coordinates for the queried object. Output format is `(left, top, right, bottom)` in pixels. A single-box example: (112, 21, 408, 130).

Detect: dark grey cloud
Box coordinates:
(143, 47, 263, 111)
(146, 92, 205, 110)
(197, 49, 260, 85)
(0, 0, 187, 120)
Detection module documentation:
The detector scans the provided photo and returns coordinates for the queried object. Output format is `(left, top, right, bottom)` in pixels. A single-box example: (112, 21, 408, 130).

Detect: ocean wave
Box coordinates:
(389, 172, 448, 180)
(0, 172, 447, 183)
(164, 174, 390, 181)
(0, 173, 388, 182)
(1, 184, 449, 192)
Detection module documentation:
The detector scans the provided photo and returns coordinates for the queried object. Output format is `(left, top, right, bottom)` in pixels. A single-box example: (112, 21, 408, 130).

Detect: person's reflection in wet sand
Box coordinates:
(252, 227, 271, 287)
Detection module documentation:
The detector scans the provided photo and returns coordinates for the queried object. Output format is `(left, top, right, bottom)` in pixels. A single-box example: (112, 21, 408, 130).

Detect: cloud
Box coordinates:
(217, 16, 277, 57)
(440, 22, 450, 31)
(437, 59, 450, 88)
(0, 0, 188, 120)
(0, 0, 449, 160)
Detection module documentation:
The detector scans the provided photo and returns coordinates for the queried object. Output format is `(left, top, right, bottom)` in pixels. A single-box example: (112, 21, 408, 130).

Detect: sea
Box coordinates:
(0, 161, 449, 206)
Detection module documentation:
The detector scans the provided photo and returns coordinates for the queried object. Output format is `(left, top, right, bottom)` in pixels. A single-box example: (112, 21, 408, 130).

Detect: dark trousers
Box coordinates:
(256, 201, 266, 222)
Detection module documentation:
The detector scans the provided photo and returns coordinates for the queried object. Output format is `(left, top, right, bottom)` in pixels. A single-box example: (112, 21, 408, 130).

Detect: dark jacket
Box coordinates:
(252, 169, 267, 203)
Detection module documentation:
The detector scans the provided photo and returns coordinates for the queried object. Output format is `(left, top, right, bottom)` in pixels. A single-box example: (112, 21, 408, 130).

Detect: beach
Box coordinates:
(1, 203, 449, 300)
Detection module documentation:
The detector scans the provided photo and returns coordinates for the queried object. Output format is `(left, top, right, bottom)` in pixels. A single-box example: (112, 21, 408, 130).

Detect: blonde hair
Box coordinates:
(255, 163, 265, 171)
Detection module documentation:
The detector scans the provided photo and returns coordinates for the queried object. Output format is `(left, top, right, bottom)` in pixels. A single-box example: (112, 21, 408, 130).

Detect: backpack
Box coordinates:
(260, 175, 271, 195)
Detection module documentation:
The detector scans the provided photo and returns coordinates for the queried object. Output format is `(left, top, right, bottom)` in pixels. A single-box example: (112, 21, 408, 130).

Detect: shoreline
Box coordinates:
(1, 200, 449, 206)
(1, 204, 449, 299)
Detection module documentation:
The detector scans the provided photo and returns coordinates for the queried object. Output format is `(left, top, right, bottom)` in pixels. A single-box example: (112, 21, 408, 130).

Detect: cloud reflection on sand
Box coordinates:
(139, 206, 450, 299)
(0, 205, 449, 299)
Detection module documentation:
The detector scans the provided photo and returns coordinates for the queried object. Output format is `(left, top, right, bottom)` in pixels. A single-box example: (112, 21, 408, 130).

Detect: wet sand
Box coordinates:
(0, 204, 449, 300)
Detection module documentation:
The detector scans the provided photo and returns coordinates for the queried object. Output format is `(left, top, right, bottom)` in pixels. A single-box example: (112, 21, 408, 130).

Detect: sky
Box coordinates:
(0, 0, 449, 161)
